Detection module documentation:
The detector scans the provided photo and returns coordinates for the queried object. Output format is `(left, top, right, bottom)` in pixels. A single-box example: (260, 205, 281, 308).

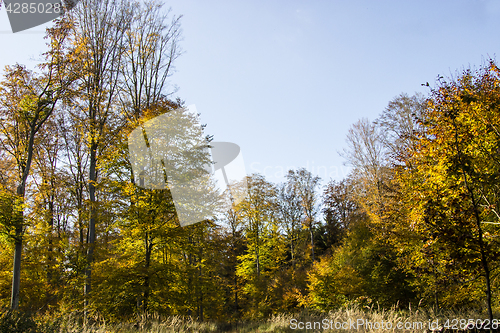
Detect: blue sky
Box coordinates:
(2, 0, 500, 187)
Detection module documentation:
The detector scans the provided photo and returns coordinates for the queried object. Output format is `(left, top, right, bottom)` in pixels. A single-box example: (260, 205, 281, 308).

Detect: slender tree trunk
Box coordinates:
(84, 142, 98, 312)
(143, 232, 151, 313)
(198, 247, 203, 321)
(255, 218, 260, 276)
(45, 172, 55, 285)
(78, 194, 84, 245)
(11, 179, 28, 310)
(11, 182, 28, 310)
(433, 263, 439, 311)
(255, 246, 260, 276)
(290, 223, 295, 268)
(231, 221, 239, 315)
(46, 192, 55, 307)
(47, 199, 54, 282)
(469, 186, 493, 324)
(234, 271, 238, 314)
(309, 222, 315, 262)
(10, 225, 22, 309)
(434, 290, 439, 312)
(11, 126, 37, 310)
(454, 121, 493, 325)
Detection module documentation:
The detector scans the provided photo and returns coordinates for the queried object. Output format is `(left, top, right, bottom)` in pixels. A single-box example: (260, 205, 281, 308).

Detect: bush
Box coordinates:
(0, 309, 37, 333)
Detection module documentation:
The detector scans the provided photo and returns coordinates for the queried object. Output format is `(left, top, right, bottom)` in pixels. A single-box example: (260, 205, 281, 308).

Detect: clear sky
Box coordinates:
(2, 0, 500, 187)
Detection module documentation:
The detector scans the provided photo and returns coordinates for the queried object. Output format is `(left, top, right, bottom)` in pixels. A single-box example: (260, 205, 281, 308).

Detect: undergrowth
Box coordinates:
(0, 304, 497, 332)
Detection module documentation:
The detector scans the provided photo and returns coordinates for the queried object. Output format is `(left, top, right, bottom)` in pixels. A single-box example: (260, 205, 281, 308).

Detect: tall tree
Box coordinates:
(277, 172, 304, 267)
(341, 118, 392, 234)
(397, 61, 500, 318)
(236, 174, 286, 317)
(67, 0, 132, 310)
(0, 18, 75, 307)
(285, 169, 321, 262)
(320, 178, 358, 250)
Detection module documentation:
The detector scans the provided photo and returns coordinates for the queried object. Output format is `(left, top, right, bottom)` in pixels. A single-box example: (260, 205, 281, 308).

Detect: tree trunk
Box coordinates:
(84, 142, 98, 312)
(46, 173, 55, 285)
(198, 248, 203, 321)
(433, 264, 439, 311)
(470, 188, 493, 324)
(454, 121, 494, 325)
(143, 232, 151, 313)
(10, 126, 37, 310)
(309, 222, 315, 262)
(46, 193, 55, 305)
(231, 219, 239, 315)
(290, 223, 296, 268)
(10, 225, 22, 310)
(255, 246, 260, 276)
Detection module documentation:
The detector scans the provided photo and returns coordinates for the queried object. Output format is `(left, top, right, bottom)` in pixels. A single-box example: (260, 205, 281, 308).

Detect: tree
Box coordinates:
(277, 172, 305, 267)
(306, 210, 415, 311)
(65, 0, 184, 312)
(235, 174, 286, 317)
(0, 20, 76, 307)
(320, 178, 358, 251)
(285, 169, 321, 262)
(66, 0, 132, 311)
(218, 194, 246, 319)
(341, 118, 393, 236)
(397, 61, 500, 319)
(375, 93, 426, 164)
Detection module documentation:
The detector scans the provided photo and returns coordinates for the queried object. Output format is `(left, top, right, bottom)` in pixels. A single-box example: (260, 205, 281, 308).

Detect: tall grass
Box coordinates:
(1, 305, 497, 332)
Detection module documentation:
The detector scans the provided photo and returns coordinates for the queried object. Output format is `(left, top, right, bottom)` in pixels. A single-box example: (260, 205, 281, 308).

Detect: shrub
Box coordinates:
(0, 309, 37, 333)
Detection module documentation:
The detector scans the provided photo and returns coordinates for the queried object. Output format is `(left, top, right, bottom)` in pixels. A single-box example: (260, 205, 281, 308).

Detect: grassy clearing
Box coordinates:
(1, 305, 497, 332)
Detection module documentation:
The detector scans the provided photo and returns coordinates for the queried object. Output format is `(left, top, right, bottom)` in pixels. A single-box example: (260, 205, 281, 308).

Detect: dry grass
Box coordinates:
(3, 305, 497, 333)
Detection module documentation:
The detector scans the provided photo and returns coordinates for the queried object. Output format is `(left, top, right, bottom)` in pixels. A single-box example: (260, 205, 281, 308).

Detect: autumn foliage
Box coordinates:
(1, 0, 500, 328)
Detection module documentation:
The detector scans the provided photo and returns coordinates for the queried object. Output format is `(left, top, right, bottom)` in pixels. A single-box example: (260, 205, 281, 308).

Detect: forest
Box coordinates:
(1, 0, 500, 332)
